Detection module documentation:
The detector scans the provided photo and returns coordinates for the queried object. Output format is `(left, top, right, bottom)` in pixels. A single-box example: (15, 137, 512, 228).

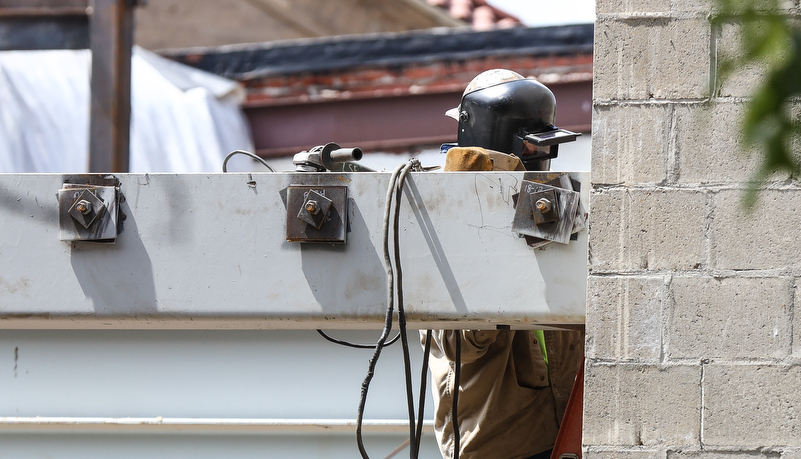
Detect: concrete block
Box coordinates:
(584, 363, 701, 446)
(586, 275, 665, 362)
(669, 276, 791, 359)
(674, 102, 773, 185)
(668, 451, 781, 458)
(596, 0, 713, 15)
(715, 22, 771, 98)
(592, 103, 671, 185)
(593, 19, 711, 101)
(596, 0, 671, 15)
(589, 189, 707, 272)
(671, 0, 715, 13)
(704, 364, 801, 446)
(711, 189, 801, 270)
(586, 449, 664, 459)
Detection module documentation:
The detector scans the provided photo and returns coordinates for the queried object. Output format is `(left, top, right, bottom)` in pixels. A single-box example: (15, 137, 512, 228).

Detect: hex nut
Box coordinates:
(536, 198, 552, 213)
(305, 200, 319, 214)
(75, 200, 92, 215)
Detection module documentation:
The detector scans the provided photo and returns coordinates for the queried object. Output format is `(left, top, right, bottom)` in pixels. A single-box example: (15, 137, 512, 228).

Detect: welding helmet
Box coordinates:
(446, 69, 579, 171)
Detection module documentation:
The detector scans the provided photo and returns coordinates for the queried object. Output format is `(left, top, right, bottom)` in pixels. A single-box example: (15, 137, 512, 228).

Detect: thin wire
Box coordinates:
(316, 329, 401, 349)
(222, 150, 276, 172)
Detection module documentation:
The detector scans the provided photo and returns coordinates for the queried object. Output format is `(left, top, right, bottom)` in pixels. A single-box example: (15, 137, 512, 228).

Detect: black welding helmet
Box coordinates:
(446, 69, 579, 171)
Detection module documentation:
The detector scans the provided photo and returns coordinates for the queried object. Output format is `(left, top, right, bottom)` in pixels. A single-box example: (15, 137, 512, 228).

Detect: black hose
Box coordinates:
(355, 163, 405, 459)
(415, 330, 432, 458)
(355, 160, 427, 459)
(393, 162, 418, 456)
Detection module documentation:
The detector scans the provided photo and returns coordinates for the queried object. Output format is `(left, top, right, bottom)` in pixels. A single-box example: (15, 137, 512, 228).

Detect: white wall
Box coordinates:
(0, 329, 441, 458)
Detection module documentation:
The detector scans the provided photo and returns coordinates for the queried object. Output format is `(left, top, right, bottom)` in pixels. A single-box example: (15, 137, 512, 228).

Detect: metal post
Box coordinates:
(88, 0, 134, 173)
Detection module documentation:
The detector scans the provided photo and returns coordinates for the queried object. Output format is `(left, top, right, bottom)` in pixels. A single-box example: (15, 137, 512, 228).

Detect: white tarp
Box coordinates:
(0, 46, 253, 173)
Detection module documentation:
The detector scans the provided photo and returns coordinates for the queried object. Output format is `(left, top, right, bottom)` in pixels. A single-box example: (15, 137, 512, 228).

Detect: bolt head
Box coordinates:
(75, 200, 92, 215)
(535, 198, 552, 213)
(305, 200, 319, 214)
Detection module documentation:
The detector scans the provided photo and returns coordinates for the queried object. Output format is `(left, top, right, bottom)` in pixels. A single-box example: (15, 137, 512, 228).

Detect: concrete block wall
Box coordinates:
(586, 0, 801, 457)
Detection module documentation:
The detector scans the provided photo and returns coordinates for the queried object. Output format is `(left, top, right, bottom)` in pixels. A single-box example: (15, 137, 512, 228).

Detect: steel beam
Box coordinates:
(0, 1, 89, 50)
(245, 82, 592, 157)
(0, 172, 588, 330)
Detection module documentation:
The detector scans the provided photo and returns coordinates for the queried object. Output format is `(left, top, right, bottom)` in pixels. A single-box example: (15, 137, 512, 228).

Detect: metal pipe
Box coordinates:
(328, 147, 363, 163)
(88, 0, 134, 173)
(321, 142, 374, 172)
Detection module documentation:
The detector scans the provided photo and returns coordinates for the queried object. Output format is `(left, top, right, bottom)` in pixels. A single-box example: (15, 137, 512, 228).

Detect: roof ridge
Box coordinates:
(164, 24, 594, 80)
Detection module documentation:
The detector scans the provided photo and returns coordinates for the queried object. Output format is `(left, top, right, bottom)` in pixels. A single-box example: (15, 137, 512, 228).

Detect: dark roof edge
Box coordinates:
(162, 23, 594, 80)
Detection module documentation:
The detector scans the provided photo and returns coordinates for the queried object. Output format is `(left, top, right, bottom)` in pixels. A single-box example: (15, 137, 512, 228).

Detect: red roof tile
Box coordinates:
(428, 0, 522, 29)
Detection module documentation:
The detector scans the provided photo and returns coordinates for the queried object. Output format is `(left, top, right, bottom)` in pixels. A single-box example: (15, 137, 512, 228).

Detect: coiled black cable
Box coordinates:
(393, 162, 419, 456)
(224, 148, 430, 455)
(355, 159, 427, 459)
(356, 162, 406, 459)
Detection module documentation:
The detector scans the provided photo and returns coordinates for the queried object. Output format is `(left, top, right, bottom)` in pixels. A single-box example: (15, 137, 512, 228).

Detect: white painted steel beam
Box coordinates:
(0, 328, 439, 456)
(0, 417, 434, 434)
(0, 171, 588, 330)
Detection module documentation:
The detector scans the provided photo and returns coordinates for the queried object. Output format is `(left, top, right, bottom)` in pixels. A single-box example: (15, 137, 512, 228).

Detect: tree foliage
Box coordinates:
(713, 0, 801, 204)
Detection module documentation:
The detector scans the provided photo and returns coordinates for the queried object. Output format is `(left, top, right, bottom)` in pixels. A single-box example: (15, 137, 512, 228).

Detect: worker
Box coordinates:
(425, 69, 584, 459)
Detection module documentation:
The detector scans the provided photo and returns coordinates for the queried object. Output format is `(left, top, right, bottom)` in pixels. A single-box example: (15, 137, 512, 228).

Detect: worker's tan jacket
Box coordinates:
(426, 329, 583, 459)
(428, 146, 584, 458)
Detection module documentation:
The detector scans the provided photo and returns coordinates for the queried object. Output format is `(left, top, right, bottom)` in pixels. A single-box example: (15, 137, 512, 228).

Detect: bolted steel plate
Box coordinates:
(286, 185, 348, 243)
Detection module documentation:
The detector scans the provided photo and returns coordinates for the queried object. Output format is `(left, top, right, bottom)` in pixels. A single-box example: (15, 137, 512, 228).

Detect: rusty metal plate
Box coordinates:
(67, 188, 107, 229)
(286, 185, 348, 243)
(296, 189, 333, 229)
(58, 183, 120, 243)
(530, 188, 559, 224)
(511, 180, 579, 244)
